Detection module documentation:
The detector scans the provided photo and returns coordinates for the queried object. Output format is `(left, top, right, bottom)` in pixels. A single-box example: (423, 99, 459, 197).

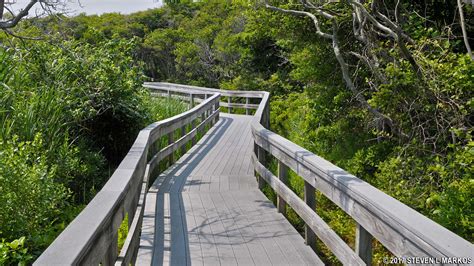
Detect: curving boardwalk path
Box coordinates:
(35, 83, 473, 265)
(137, 113, 323, 265)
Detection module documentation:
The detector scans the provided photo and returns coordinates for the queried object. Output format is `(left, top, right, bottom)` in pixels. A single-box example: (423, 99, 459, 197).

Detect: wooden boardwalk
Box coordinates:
(137, 113, 323, 265)
(35, 83, 474, 265)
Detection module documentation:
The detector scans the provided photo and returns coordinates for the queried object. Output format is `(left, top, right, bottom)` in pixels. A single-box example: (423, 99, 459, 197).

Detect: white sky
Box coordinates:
(10, 0, 163, 16)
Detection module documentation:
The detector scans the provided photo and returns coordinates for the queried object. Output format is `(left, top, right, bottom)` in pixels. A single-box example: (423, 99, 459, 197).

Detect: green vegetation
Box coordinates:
(0, 0, 472, 264)
(0, 32, 186, 264)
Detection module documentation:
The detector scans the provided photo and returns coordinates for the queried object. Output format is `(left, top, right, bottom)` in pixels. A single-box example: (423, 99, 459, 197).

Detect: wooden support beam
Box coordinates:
(201, 109, 206, 125)
(246, 97, 250, 115)
(168, 131, 174, 164)
(265, 102, 270, 129)
(253, 157, 365, 265)
(356, 224, 373, 265)
(257, 146, 266, 189)
(214, 102, 219, 124)
(191, 120, 196, 145)
(304, 181, 317, 252)
(180, 126, 186, 155)
(204, 94, 209, 118)
(103, 232, 118, 265)
(277, 161, 288, 215)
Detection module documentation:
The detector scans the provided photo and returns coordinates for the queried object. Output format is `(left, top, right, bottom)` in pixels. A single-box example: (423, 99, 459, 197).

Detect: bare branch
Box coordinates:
(265, 0, 407, 138)
(264, 1, 333, 39)
(0, 0, 38, 29)
(350, 51, 387, 83)
(0, 0, 73, 30)
(457, 0, 474, 60)
(2, 28, 44, 40)
(350, 0, 397, 39)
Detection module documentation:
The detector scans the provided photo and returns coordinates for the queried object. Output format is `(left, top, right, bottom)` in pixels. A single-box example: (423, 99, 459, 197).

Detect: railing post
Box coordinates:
(265, 100, 270, 129)
(181, 126, 186, 155)
(245, 97, 250, 115)
(205, 94, 209, 118)
(191, 119, 196, 145)
(190, 93, 194, 109)
(168, 131, 174, 164)
(277, 161, 288, 215)
(200, 110, 205, 135)
(257, 146, 266, 189)
(167, 90, 171, 99)
(228, 96, 232, 113)
(201, 106, 206, 121)
(304, 181, 317, 251)
(356, 224, 373, 265)
(103, 232, 118, 265)
(214, 100, 219, 124)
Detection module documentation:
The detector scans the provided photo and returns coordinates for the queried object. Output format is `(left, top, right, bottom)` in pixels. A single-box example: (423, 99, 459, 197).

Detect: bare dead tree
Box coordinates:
(264, 0, 414, 138)
(457, 0, 474, 60)
(0, 0, 71, 30)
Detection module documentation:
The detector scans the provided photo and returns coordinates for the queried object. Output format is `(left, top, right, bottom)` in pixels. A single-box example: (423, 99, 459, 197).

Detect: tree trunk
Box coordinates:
(0, 0, 5, 20)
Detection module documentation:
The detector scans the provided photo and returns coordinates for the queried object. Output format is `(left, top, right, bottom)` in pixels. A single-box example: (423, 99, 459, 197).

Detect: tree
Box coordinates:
(0, 0, 72, 29)
(457, 0, 474, 60)
(263, 0, 473, 142)
(263, 0, 413, 137)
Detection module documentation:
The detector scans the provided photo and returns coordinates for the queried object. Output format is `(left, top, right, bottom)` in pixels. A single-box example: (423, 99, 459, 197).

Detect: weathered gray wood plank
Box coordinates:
(182, 193, 204, 266)
(187, 193, 221, 265)
(209, 193, 255, 266)
(137, 114, 324, 266)
(200, 193, 238, 266)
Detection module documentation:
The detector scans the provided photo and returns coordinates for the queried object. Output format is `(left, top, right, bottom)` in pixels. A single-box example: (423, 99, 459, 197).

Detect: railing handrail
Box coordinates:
(35, 87, 220, 265)
(249, 96, 474, 263)
(144, 82, 266, 98)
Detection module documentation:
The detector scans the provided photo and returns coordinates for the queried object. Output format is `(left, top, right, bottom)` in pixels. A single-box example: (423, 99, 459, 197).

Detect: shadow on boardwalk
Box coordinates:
(151, 117, 233, 265)
(140, 115, 322, 266)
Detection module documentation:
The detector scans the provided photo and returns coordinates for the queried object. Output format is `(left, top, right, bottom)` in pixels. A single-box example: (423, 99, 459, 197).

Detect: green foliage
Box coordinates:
(0, 135, 69, 254)
(374, 139, 474, 241)
(0, 30, 187, 262)
(0, 237, 33, 265)
(143, 96, 188, 123)
(117, 214, 129, 252)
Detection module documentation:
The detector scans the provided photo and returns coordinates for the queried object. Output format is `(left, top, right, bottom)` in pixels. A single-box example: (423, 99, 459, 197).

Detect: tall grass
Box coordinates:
(143, 95, 188, 123)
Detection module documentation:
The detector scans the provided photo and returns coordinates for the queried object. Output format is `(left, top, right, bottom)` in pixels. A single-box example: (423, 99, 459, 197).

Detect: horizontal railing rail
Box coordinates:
(144, 82, 265, 115)
(35, 87, 220, 265)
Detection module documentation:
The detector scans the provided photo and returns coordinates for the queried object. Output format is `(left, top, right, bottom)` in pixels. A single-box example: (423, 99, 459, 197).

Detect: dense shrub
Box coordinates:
(0, 36, 187, 262)
(0, 135, 69, 245)
(0, 237, 32, 265)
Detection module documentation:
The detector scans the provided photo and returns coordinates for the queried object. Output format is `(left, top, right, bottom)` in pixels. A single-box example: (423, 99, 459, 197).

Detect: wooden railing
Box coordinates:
(35, 87, 220, 265)
(145, 83, 474, 264)
(144, 82, 264, 116)
(250, 92, 473, 264)
(35, 82, 473, 265)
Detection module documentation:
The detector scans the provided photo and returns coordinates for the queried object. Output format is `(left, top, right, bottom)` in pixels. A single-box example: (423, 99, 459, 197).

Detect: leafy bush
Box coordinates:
(0, 237, 33, 265)
(11, 38, 147, 166)
(0, 135, 69, 248)
(0, 34, 191, 262)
